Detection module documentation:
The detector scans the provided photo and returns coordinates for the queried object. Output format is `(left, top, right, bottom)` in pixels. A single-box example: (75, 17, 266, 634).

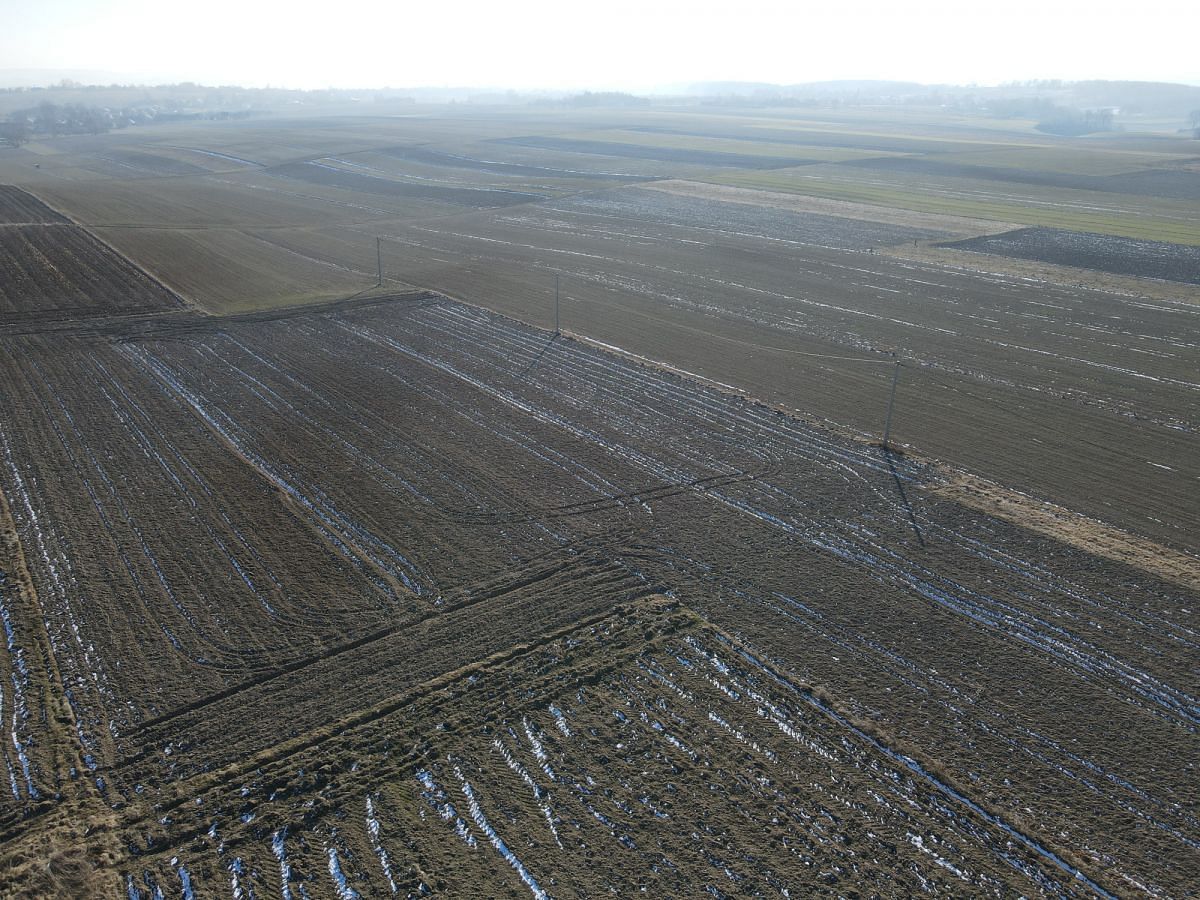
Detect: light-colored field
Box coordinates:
(27, 167, 461, 226)
(554, 127, 905, 162)
(932, 473, 1200, 592)
(643, 178, 1015, 236)
(704, 165, 1200, 244)
(931, 144, 1189, 175)
(740, 119, 1051, 149)
(885, 241, 1200, 305)
(97, 225, 368, 311)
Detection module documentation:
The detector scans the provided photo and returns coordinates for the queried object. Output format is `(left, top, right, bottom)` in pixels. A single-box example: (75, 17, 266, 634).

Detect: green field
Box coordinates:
(706, 164, 1200, 244)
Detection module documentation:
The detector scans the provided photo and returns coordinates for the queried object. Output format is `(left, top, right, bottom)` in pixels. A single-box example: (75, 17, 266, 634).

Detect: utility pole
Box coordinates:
(376, 237, 383, 286)
(882, 353, 900, 450)
(554, 274, 560, 334)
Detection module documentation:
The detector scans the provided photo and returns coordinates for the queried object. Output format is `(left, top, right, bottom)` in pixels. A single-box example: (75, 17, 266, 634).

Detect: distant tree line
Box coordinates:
(0, 100, 257, 146)
(0, 102, 109, 144)
(985, 97, 1115, 135)
(1033, 107, 1115, 136)
(562, 91, 650, 108)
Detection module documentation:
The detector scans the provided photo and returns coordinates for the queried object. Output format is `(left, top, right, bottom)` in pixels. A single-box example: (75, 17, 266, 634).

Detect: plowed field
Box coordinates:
(0, 185, 69, 224)
(0, 295, 1195, 897)
(944, 227, 1200, 284)
(0, 186, 182, 322)
(0, 108, 1197, 899)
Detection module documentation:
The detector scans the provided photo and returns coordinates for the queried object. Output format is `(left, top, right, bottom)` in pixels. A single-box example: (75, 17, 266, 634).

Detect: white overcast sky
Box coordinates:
(1, 0, 1197, 90)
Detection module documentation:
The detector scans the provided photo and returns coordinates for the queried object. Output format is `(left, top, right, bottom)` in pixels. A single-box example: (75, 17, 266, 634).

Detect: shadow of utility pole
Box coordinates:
(521, 332, 560, 376)
(883, 448, 926, 549)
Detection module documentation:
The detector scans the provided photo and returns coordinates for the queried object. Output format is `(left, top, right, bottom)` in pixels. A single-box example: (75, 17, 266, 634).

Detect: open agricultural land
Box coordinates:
(0, 104, 1196, 897)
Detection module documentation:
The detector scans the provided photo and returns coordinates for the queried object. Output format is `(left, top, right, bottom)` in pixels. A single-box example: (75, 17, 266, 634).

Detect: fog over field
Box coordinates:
(0, 2, 1198, 898)
(3, 0, 1199, 90)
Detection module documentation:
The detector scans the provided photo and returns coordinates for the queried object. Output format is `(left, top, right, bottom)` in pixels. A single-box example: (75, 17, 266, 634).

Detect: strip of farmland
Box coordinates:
(0, 296, 1192, 894)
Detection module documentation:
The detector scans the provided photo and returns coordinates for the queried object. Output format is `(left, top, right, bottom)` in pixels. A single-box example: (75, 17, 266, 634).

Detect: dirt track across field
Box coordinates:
(0, 108, 1197, 898)
(0, 293, 1194, 896)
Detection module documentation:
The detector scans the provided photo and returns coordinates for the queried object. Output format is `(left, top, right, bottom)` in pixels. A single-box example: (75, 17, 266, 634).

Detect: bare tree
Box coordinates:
(34, 101, 59, 136)
(0, 120, 30, 148)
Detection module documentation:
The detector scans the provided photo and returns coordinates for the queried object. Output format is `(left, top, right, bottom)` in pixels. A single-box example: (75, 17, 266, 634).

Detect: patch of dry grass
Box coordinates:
(931, 473, 1200, 592)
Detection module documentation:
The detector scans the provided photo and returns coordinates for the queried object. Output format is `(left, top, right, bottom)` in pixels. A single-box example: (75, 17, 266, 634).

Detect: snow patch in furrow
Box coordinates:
(493, 737, 562, 847)
(170, 857, 195, 900)
(521, 717, 557, 782)
(707, 711, 778, 762)
(227, 856, 252, 900)
(327, 847, 360, 900)
(0, 571, 36, 800)
(549, 704, 571, 738)
(907, 831, 971, 881)
(271, 829, 293, 900)
(719, 634, 1119, 899)
(365, 796, 399, 894)
(415, 768, 476, 847)
(455, 765, 551, 900)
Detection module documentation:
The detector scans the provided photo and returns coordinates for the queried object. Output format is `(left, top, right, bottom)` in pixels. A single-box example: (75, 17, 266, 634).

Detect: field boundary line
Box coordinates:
(6, 186, 198, 312)
(644, 178, 1016, 237)
(883, 242, 1200, 307)
(120, 550, 622, 739)
(131, 594, 678, 835)
(0, 479, 96, 803)
(564, 327, 892, 367)
(704, 622, 1119, 898)
(930, 474, 1200, 592)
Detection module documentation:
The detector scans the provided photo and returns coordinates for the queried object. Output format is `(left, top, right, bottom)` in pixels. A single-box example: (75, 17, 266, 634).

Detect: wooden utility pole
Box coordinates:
(555, 274, 560, 334)
(882, 353, 900, 450)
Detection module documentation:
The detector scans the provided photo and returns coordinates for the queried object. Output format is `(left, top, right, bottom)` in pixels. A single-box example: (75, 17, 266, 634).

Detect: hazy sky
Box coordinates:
(2, 0, 1197, 90)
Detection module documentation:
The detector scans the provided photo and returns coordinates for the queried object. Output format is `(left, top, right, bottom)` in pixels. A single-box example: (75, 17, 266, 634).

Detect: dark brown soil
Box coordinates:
(0, 224, 183, 321)
(844, 155, 1200, 200)
(0, 296, 1194, 897)
(0, 185, 69, 224)
(943, 226, 1200, 283)
(0, 109, 1197, 898)
(363, 198, 1200, 555)
(377, 145, 658, 181)
(269, 161, 546, 206)
(494, 136, 820, 169)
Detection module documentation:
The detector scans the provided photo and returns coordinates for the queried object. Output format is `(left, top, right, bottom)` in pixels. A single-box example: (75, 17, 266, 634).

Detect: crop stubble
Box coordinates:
(0, 187, 182, 322)
(0, 295, 1195, 896)
(0, 112, 1198, 897)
